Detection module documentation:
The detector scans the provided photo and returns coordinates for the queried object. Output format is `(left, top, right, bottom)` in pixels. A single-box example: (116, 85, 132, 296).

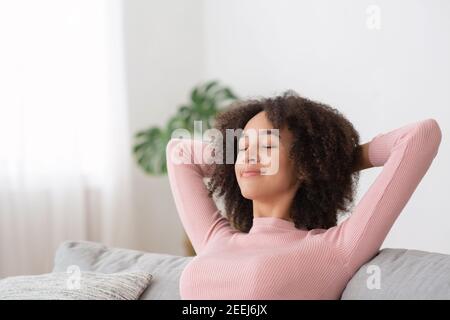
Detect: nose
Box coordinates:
(245, 144, 260, 164)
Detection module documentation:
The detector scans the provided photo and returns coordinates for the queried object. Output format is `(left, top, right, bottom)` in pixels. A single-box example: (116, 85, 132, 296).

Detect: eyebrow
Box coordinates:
(241, 129, 281, 139)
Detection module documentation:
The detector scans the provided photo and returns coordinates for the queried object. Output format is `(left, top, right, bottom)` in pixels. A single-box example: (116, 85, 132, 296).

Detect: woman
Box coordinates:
(166, 90, 442, 299)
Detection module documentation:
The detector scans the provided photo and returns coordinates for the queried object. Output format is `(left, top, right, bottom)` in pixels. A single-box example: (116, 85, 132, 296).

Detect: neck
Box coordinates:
(252, 191, 296, 222)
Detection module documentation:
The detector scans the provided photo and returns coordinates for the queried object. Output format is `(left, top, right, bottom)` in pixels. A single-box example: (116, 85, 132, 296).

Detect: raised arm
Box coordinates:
(321, 118, 442, 275)
(166, 138, 233, 255)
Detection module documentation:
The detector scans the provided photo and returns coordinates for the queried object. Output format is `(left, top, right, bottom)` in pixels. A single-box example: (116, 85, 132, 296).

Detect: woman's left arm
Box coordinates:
(321, 118, 442, 276)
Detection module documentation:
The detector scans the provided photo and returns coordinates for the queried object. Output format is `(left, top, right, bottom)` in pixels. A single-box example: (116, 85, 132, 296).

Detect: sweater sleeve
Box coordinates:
(166, 138, 233, 255)
(321, 118, 442, 275)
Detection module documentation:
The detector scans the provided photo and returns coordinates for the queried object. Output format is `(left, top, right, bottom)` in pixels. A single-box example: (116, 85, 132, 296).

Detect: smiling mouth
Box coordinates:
(241, 171, 261, 178)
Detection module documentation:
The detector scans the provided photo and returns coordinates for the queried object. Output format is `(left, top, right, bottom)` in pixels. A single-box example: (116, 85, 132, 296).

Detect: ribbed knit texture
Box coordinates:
(166, 118, 442, 300)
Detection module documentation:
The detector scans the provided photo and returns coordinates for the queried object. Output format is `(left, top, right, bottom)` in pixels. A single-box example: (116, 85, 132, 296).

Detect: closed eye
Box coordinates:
(239, 145, 276, 151)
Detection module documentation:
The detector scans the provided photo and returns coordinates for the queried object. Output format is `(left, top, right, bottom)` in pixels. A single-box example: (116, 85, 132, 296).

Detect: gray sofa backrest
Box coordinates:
(341, 248, 450, 299)
(53, 241, 450, 300)
(53, 241, 192, 300)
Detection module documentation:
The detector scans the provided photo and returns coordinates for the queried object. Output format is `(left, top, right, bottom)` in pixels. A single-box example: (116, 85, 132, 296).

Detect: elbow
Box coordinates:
(416, 118, 442, 157)
(423, 118, 442, 147)
(165, 139, 175, 163)
(166, 138, 194, 167)
(166, 138, 178, 156)
(166, 138, 183, 167)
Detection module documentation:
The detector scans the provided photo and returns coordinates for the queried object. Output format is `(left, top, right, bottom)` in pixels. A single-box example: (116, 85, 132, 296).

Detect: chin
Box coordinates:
(240, 193, 254, 200)
(239, 189, 264, 200)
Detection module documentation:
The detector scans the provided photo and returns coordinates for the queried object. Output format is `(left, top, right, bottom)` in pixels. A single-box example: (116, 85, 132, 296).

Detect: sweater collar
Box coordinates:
(249, 216, 300, 233)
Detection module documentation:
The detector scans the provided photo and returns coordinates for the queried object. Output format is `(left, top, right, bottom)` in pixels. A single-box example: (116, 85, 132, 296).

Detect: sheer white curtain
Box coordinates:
(0, 0, 138, 277)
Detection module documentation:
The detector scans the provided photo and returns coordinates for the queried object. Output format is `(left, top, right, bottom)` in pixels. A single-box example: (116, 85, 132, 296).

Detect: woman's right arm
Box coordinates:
(166, 138, 233, 255)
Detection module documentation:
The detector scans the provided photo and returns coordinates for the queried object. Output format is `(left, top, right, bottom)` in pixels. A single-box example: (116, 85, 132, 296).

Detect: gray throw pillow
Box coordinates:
(0, 271, 152, 300)
(53, 241, 192, 300)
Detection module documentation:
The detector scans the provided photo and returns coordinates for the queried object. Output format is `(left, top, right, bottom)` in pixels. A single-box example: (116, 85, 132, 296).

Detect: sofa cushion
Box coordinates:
(0, 270, 152, 300)
(341, 248, 450, 299)
(53, 241, 192, 300)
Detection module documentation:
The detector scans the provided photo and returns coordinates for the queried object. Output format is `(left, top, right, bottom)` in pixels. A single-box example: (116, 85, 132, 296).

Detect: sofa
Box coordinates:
(52, 240, 450, 300)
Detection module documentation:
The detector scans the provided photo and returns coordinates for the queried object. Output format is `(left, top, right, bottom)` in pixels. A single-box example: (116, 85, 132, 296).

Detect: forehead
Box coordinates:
(243, 111, 272, 130)
(242, 111, 293, 141)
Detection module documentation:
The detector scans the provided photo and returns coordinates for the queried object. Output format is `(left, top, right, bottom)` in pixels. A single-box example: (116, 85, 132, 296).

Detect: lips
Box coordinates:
(241, 169, 261, 178)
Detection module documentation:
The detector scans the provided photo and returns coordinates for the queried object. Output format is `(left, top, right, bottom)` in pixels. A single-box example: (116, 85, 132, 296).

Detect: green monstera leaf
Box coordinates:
(133, 80, 239, 175)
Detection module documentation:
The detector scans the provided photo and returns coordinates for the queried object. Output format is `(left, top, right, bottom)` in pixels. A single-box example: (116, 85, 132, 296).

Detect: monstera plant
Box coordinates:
(133, 80, 239, 175)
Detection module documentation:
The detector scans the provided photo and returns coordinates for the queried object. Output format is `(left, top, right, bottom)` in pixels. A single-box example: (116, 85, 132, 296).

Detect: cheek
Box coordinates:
(270, 153, 297, 185)
(235, 164, 243, 181)
(235, 161, 241, 172)
(280, 154, 294, 173)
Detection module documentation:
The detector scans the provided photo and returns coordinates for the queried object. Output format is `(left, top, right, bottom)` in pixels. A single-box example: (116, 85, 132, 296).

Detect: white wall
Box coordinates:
(203, 0, 450, 253)
(122, 0, 449, 256)
(123, 0, 204, 255)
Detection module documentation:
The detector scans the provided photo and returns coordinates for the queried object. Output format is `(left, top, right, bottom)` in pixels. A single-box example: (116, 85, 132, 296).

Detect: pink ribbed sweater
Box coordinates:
(166, 119, 442, 300)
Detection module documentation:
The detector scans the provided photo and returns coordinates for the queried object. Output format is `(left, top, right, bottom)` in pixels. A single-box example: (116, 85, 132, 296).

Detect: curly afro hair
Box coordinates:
(206, 90, 362, 233)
